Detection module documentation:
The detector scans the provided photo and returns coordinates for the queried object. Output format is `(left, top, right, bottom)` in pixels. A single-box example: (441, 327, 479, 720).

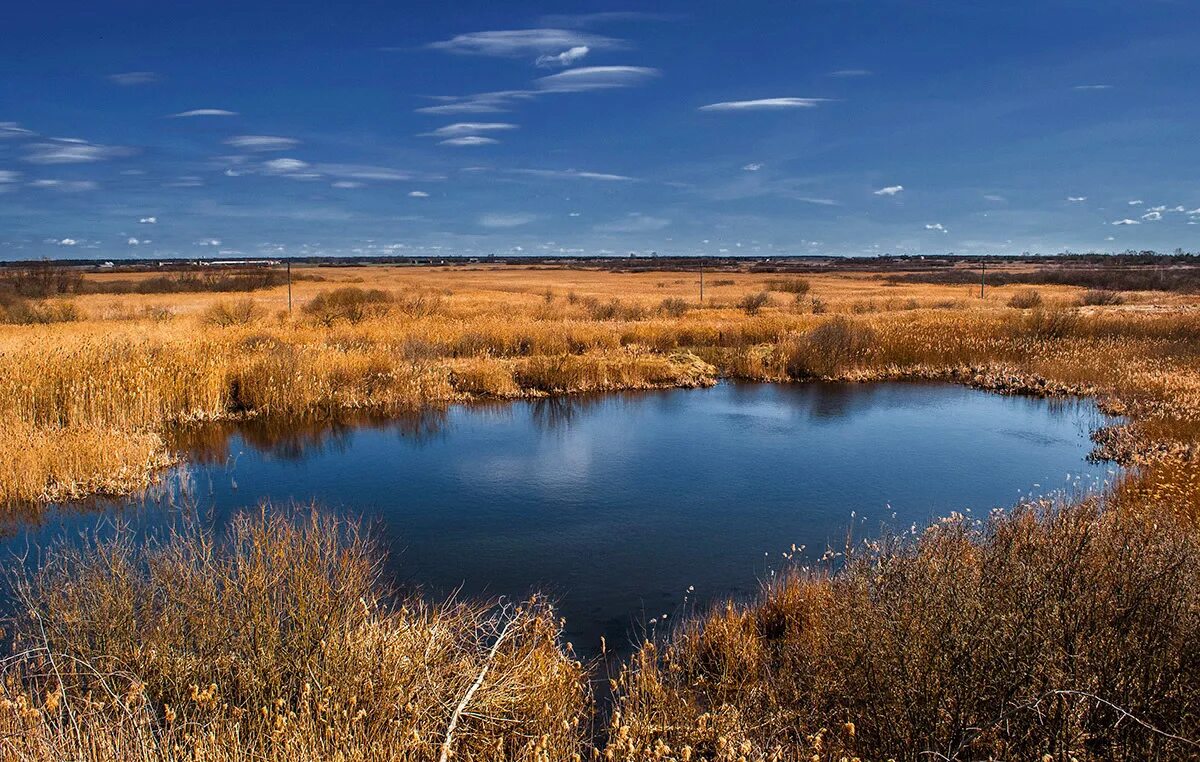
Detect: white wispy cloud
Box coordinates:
(984, 194, 1006, 202)
(595, 213, 670, 233)
(416, 91, 535, 115)
(428, 29, 620, 57)
(108, 71, 161, 86)
(225, 135, 300, 151)
(534, 66, 660, 92)
(742, 163, 763, 171)
(408, 190, 430, 197)
(1073, 84, 1112, 91)
(28, 179, 98, 192)
(0, 122, 35, 139)
(479, 212, 536, 228)
(139, 216, 157, 224)
(1141, 211, 1163, 221)
(169, 109, 238, 118)
(1067, 196, 1087, 202)
(262, 157, 311, 174)
(422, 122, 519, 137)
(332, 181, 364, 188)
(127, 237, 141, 245)
(699, 97, 830, 111)
(1128, 199, 1143, 205)
(317, 164, 426, 181)
(439, 136, 500, 146)
(874, 185, 904, 196)
(1111, 219, 1140, 225)
(828, 69, 872, 77)
(925, 223, 948, 233)
(535, 45, 590, 68)
(509, 168, 633, 181)
(0, 171, 18, 183)
(57, 238, 78, 246)
(23, 139, 131, 164)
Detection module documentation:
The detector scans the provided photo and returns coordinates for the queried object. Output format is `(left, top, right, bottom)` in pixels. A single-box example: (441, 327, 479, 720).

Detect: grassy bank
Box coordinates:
(3, 499, 1197, 760)
(1, 267, 1198, 508)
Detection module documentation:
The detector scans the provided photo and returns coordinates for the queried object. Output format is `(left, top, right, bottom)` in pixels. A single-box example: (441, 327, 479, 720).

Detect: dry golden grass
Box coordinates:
(2, 263, 1200, 759)
(1, 265, 1199, 509)
(2, 507, 590, 762)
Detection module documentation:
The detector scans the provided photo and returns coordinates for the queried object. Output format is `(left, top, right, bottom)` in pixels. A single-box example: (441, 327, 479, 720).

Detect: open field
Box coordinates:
(3, 262, 1200, 759)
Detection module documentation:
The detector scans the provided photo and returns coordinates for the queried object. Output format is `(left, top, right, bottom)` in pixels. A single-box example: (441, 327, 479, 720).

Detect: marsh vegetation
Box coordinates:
(1, 263, 1199, 759)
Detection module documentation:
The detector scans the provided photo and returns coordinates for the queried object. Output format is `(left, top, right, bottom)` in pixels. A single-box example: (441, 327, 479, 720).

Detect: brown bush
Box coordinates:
(5, 507, 590, 761)
(786, 315, 876, 377)
(1007, 288, 1043, 309)
(0, 292, 79, 324)
(659, 297, 690, 317)
(1080, 289, 1126, 306)
(764, 277, 812, 295)
(302, 287, 393, 325)
(738, 291, 773, 316)
(607, 499, 1200, 760)
(200, 298, 263, 327)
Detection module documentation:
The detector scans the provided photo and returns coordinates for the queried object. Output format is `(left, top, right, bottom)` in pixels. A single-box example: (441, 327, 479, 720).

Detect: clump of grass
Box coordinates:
(658, 297, 690, 317)
(0, 292, 78, 325)
(585, 298, 648, 321)
(200, 298, 263, 327)
(4, 506, 590, 761)
(1006, 288, 1043, 309)
(607, 499, 1200, 760)
(1080, 288, 1126, 306)
(763, 277, 811, 295)
(738, 291, 773, 316)
(785, 315, 877, 378)
(302, 287, 393, 325)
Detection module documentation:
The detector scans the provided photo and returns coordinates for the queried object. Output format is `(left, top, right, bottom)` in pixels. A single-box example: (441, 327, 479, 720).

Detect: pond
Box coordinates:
(3, 382, 1119, 653)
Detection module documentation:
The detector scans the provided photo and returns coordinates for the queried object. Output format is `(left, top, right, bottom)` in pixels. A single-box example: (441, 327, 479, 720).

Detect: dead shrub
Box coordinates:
(786, 316, 876, 378)
(302, 287, 393, 325)
(1080, 288, 1126, 306)
(738, 292, 773, 316)
(200, 298, 263, 327)
(659, 297, 690, 317)
(1007, 288, 1044, 309)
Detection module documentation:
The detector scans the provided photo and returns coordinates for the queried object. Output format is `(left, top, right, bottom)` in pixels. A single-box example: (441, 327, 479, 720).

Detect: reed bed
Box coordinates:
(2, 507, 590, 762)
(1, 268, 1199, 508)
(3, 500, 1198, 760)
(2, 266, 1200, 759)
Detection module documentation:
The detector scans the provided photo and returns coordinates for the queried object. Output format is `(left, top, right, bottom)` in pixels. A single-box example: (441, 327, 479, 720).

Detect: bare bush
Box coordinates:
(607, 499, 1200, 760)
(786, 315, 876, 377)
(1080, 288, 1126, 306)
(200, 299, 263, 327)
(764, 277, 812, 295)
(1007, 288, 1044, 309)
(659, 297, 690, 317)
(302, 287, 393, 325)
(738, 292, 773, 316)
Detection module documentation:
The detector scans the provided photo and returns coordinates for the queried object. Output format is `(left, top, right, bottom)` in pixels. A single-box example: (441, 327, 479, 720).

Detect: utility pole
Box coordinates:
(286, 260, 293, 313)
(980, 257, 986, 299)
(699, 258, 705, 305)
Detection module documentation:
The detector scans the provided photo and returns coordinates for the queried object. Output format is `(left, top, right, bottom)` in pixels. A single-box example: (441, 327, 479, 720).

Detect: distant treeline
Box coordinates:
(0, 263, 290, 298)
(890, 265, 1200, 293)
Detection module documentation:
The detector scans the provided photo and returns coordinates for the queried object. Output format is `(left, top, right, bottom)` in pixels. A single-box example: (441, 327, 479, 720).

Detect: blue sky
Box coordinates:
(3, 0, 1199, 260)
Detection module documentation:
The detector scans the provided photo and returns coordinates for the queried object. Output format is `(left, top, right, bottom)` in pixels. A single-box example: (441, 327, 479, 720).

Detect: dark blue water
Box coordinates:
(2, 382, 1118, 652)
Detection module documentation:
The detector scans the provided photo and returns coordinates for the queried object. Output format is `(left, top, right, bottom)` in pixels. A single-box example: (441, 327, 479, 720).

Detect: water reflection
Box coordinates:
(3, 382, 1120, 655)
(169, 408, 451, 464)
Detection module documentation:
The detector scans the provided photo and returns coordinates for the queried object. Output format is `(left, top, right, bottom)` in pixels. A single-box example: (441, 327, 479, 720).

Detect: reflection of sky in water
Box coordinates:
(2, 382, 1121, 655)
